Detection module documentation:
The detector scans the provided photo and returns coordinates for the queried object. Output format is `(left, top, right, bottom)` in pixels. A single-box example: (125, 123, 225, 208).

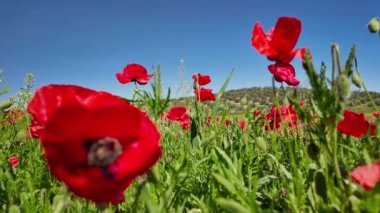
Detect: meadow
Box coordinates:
(0, 16, 380, 213)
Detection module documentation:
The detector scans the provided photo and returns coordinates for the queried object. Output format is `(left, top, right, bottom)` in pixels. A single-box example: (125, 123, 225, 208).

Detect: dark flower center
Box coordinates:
(87, 137, 122, 167)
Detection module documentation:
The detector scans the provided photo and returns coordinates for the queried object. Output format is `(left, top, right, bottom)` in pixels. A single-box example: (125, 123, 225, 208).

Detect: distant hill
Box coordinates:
(172, 87, 380, 114)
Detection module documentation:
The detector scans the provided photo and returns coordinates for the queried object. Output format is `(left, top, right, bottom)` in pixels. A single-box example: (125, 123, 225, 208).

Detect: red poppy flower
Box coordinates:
(253, 110, 263, 118)
(180, 119, 190, 130)
(251, 17, 304, 63)
(116, 64, 153, 85)
(350, 162, 380, 190)
(337, 110, 376, 138)
(206, 115, 212, 126)
(29, 119, 44, 138)
(166, 106, 188, 121)
(268, 63, 300, 86)
(27, 84, 162, 204)
(225, 119, 230, 127)
(194, 88, 215, 102)
(265, 105, 298, 130)
(373, 112, 379, 118)
(192, 73, 211, 86)
(166, 106, 190, 130)
(238, 120, 246, 129)
(8, 156, 19, 168)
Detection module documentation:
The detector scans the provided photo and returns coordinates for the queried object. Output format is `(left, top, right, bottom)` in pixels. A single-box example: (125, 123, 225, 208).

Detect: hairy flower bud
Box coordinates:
(368, 17, 380, 33)
(337, 74, 351, 101)
(351, 73, 363, 88)
(241, 96, 248, 105)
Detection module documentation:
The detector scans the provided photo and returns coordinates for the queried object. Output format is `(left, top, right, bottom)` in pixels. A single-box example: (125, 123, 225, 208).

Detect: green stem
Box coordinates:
(272, 76, 277, 100)
(194, 84, 203, 139)
(355, 59, 379, 112)
(329, 126, 346, 194)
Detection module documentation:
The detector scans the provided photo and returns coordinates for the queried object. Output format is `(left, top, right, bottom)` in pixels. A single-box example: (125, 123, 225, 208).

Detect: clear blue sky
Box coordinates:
(0, 0, 379, 101)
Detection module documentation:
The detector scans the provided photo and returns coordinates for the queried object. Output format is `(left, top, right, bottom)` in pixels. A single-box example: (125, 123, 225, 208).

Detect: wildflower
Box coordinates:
(29, 119, 44, 138)
(225, 119, 230, 127)
(194, 88, 215, 102)
(206, 115, 212, 126)
(166, 106, 191, 130)
(337, 110, 376, 138)
(192, 73, 211, 86)
(251, 17, 306, 63)
(350, 162, 380, 190)
(373, 112, 379, 118)
(238, 120, 246, 129)
(268, 63, 300, 86)
(253, 110, 263, 118)
(116, 63, 153, 85)
(27, 84, 162, 204)
(8, 156, 19, 168)
(265, 105, 298, 130)
(251, 16, 308, 86)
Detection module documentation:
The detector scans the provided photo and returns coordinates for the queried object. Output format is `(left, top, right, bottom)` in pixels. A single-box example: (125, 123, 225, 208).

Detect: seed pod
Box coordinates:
(368, 17, 380, 33)
(337, 74, 351, 101)
(351, 73, 363, 88)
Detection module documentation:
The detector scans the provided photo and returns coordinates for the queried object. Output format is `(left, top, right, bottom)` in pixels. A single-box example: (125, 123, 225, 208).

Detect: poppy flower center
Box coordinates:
(87, 137, 122, 167)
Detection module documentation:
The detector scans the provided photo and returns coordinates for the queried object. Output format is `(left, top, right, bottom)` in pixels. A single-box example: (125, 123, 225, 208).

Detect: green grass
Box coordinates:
(1, 45, 380, 212)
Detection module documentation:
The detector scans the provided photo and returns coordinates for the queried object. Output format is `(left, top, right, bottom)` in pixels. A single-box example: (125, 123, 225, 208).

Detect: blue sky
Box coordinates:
(0, 0, 379, 101)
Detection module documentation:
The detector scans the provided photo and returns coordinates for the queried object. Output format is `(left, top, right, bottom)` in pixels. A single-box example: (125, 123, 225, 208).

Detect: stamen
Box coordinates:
(87, 137, 122, 167)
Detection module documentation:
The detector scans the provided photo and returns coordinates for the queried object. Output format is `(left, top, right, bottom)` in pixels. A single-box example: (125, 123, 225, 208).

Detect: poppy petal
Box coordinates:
(269, 17, 302, 62)
(251, 22, 271, 56)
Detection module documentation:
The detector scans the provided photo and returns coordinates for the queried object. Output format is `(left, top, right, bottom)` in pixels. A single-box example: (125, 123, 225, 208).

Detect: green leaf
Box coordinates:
(190, 118, 198, 143)
(265, 154, 293, 180)
(190, 195, 210, 212)
(216, 198, 250, 213)
(212, 173, 237, 195)
(0, 101, 12, 111)
(215, 147, 237, 175)
(216, 69, 234, 100)
(314, 170, 328, 203)
(8, 205, 21, 213)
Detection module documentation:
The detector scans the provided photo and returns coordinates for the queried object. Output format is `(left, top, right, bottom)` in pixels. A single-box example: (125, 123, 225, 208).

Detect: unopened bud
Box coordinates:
(337, 74, 351, 101)
(241, 96, 247, 105)
(283, 97, 290, 106)
(368, 17, 380, 33)
(351, 73, 363, 88)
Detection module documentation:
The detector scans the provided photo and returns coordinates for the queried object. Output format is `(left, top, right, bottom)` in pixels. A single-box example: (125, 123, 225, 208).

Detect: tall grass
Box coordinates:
(0, 45, 379, 213)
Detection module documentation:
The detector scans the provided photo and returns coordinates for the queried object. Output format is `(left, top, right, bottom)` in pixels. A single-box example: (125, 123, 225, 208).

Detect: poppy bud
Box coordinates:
(337, 74, 351, 101)
(351, 73, 363, 88)
(283, 97, 290, 106)
(241, 96, 248, 105)
(0, 101, 12, 111)
(368, 17, 380, 33)
(256, 136, 267, 152)
(307, 142, 319, 161)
